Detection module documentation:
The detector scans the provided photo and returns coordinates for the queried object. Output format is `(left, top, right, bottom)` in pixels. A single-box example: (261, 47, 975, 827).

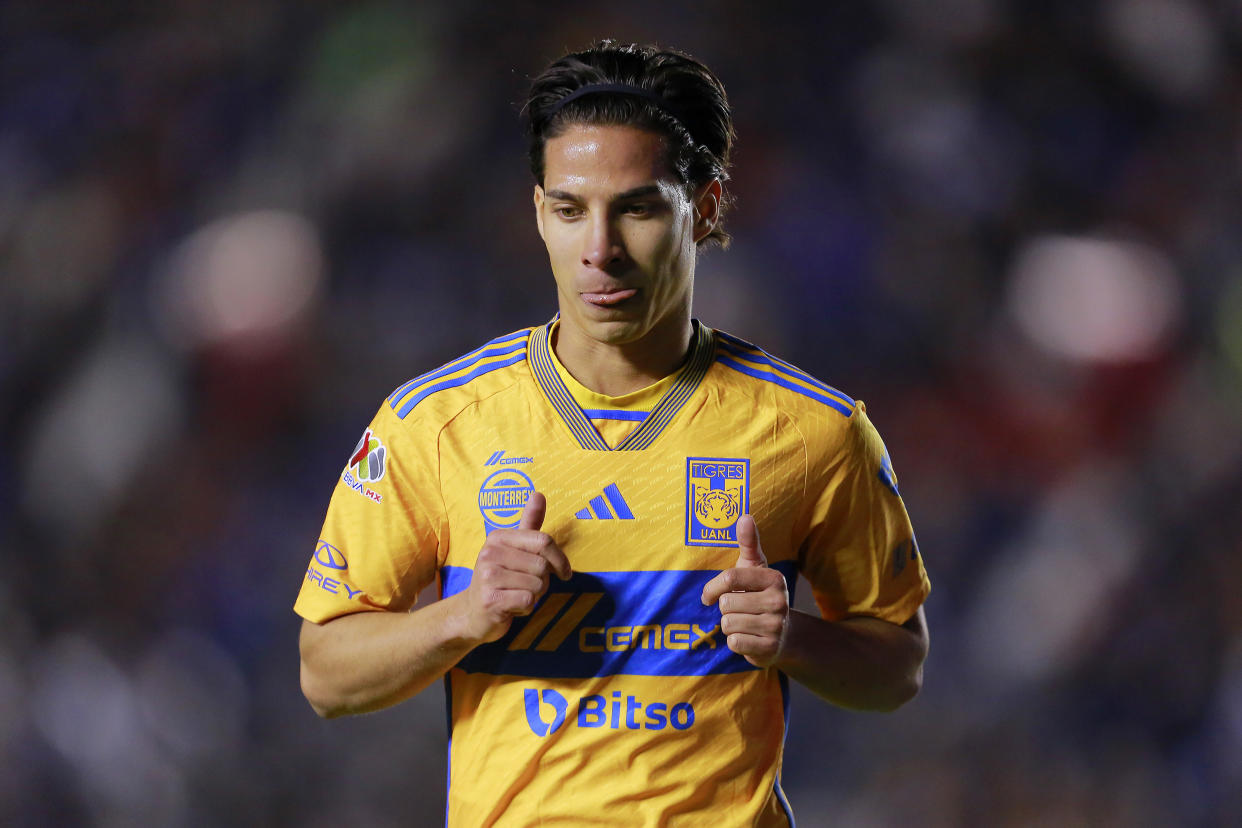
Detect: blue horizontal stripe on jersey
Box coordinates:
(716, 355, 853, 416)
(716, 334, 855, 409)
(442, 563, 798, 678)
(394, 348, 528, 418)
(388, 329, 530, 408)
(581, 409, 649, 422)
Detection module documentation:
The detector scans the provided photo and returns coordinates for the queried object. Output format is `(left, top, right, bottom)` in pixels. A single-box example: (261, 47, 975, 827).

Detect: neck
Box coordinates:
(553, 313, 694, 397)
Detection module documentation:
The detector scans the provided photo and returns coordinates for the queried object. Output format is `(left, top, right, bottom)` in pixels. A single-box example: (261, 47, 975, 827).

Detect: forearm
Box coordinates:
(300, 496, 571, 719)
(299, 593, 479, 718)
(775, 607, 928, 712)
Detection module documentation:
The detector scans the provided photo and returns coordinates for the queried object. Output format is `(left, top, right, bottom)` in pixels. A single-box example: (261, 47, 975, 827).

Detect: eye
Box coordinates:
(554, 205, 583, 219)
(622, 203, 652, 217)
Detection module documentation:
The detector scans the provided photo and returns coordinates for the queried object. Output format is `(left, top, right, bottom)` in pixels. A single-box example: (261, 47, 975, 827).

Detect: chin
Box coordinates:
(581, 316, 650, 346)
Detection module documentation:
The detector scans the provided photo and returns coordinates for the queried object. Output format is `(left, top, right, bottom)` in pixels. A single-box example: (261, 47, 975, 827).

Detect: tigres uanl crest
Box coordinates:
(685, 457, 750, 547)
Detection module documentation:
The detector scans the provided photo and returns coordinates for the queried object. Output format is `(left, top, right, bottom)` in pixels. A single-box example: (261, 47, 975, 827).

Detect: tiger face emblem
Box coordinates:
(695, 488, 740, 529)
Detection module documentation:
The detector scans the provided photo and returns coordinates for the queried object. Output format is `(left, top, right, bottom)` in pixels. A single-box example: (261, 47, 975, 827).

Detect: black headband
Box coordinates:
(547, 83, 683, 126)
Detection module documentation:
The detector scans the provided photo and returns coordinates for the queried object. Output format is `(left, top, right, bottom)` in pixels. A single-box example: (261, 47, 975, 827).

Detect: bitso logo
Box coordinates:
(524, 689, 568, 736)
(478, 469, 535, 533)
(685, 457, 750, 546)
(523, 688, 695, 736)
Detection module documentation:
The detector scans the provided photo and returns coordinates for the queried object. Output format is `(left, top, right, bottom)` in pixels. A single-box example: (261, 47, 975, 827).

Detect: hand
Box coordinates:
(700, 515, 789, 668)
(460, 492, 572, 644)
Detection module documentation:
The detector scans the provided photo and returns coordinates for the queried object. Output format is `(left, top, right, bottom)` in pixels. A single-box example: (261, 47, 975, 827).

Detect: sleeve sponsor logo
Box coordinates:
(342, 429, 386, 503)
(891, 537, 919, 577)
(304, 541, 365, 600)
(314, 539, 347, 569)
(522, 687, 695, 737)
(478, 469, 535, 533)
(304, 566, 365, 601)
(685, 458, 750, 546)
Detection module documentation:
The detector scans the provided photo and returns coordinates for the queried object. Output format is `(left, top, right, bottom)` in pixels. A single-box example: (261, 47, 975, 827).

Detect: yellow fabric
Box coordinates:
(294, 321, 930, 827)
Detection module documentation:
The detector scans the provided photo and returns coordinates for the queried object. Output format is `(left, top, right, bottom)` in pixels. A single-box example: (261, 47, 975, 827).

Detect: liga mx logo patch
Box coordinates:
(348, 430, 386, 482)
(343, 430, 386, 503)
(685, 457, 750, 547)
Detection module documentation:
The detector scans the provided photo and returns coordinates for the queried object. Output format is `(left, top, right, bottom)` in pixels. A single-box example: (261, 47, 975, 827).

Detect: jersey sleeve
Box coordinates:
(797, 401, 930, 625)
(294, 400, 444, 624)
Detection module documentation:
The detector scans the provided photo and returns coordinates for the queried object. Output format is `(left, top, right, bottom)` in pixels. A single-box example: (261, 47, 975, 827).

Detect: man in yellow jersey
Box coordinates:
(296, 41, 930, 826)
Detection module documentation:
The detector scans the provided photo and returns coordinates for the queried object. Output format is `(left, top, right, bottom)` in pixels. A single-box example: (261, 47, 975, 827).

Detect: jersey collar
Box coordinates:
(529, 318, 715, 451)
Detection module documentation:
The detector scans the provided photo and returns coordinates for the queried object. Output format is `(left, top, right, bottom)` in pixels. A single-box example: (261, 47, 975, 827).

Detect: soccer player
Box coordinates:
(296, 41, 930, 826)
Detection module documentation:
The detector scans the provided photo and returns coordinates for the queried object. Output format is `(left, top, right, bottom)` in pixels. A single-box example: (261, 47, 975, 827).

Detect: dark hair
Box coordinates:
(525, 41, 735, 248)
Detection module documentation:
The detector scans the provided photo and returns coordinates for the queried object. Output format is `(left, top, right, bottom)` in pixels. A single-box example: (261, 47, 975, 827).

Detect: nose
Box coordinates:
(581, 214, 625, 269)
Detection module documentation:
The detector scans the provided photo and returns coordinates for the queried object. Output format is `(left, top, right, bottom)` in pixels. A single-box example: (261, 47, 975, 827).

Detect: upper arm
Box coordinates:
(298, 614, 357, 668)
(798, 404, 931, 625)
(294, 403, 443, 625)
(901, 605, 929, 662)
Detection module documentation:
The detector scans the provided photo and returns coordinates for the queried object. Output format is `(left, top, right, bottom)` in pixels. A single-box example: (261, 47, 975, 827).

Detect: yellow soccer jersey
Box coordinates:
(295, 320, 930, 827)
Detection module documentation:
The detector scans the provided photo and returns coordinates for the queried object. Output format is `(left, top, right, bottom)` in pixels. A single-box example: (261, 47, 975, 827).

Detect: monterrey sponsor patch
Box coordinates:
(478, 468, 535, 534)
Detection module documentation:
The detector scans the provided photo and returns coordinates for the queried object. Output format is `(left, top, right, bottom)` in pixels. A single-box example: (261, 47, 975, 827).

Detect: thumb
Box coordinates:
(519, 491, 546, 531)
(734, 515, 766, 568)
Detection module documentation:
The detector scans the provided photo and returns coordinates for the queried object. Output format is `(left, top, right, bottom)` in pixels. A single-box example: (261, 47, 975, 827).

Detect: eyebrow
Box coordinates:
(544, 184, 664, 202)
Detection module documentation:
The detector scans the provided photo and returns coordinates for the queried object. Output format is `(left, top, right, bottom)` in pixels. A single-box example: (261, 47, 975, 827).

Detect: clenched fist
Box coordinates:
(461, 492, 572, 644)
(701, 515, 789, 668)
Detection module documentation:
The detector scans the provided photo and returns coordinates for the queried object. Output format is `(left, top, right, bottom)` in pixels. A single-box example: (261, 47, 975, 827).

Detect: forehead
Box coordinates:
(542, 123, 676, 193)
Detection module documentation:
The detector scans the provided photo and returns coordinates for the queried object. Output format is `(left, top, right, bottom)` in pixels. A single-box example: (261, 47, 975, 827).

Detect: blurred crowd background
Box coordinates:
(3, 1, 1242, 825)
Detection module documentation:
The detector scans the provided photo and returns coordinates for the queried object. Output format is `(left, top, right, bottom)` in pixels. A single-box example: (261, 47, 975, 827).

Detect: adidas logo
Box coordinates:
(574, 483, 635, 520)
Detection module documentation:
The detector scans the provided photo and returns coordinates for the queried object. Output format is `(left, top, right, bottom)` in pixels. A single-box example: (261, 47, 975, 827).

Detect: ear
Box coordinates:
(692, 179, 722, 243)
(533, 185, 546, 242)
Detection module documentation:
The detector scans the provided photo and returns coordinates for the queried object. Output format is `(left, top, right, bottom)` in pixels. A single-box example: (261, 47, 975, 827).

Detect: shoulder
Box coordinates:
(384, 326, 535, 424)
(709, 328, 895, 484)
(710, 328, 857, 423)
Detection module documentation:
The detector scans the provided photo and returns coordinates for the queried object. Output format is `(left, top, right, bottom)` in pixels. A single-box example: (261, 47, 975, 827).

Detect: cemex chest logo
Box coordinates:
(523, 688, 696, 737)
(342, 429, 386, 503)
(506, 592, 720, 655)
(685, 457, 750, 546)
(484, 449, 533, 466)
(445, 567, 746, 681)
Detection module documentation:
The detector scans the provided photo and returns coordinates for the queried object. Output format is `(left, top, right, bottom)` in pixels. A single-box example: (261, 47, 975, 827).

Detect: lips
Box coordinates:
(581, 288, 638, 307)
